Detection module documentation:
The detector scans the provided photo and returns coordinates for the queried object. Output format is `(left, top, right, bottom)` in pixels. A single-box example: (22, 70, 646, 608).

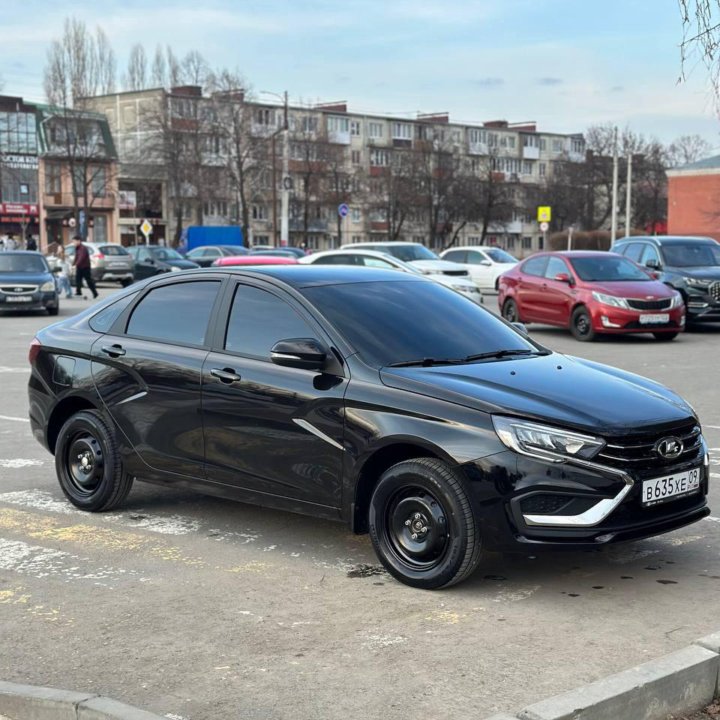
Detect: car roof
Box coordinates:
(187, 265, 423, 288)
(310, 248, 399, 260)
(0, 250, 43, 256)
(526, 250, 623, 259)
(342, 241, 419, 247)
(219, 256, 297, 265)
(615, 235, 717, 245)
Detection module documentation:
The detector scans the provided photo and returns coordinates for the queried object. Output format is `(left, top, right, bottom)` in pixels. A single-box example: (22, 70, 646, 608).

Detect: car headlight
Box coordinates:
(669, 292, 684, 309)
(492, 416, 606, 462)
(169, 265, 181, 272)
(685, 277, 708, 288)
(591, 291, 628, 309)
(40, 281, 56, 292)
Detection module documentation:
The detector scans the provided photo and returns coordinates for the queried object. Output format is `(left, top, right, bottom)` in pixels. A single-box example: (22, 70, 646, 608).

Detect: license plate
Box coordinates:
(108, 263, 126, 268)
(639, 313, 670, 324)
(5, 296, 32, 303)
(642, 467, 701, 507)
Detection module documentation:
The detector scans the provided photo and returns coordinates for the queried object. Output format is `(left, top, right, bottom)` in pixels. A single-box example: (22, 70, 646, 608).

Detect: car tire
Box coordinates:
(54, 410, 133, 512)
(502, 298, 520, 323)
(570, 306, 596, 342)
(120, 278, 133, 288)
(47, 305, 59, 316)
(368, 458, 482, 589)
(653, 332, 679, 341)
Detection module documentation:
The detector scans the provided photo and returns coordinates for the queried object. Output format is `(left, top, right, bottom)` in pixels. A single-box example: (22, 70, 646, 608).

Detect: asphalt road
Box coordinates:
(0, 288, 718, 720)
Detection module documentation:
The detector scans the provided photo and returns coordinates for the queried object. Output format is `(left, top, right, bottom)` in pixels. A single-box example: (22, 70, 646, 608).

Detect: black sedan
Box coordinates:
(185, 245, 248, 267)
(127, 245, 200, 280)
(28, 267, 710, 588)
(0, 251, 59, 315)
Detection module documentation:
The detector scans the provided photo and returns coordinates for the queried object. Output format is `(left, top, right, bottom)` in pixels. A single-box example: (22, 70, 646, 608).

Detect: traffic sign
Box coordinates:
(140, 219, 153, 240)
(537, 206, 552, 223)
(338, 203, 349, 218)
(540, 221, 549, 232)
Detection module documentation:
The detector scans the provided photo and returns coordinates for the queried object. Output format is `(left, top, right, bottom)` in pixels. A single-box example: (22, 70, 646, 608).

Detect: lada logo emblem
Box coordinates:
(655, 437, 683, 460)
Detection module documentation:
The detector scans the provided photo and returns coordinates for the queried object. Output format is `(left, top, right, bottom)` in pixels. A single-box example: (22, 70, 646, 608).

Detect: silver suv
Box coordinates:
(64, 242, 135, 287)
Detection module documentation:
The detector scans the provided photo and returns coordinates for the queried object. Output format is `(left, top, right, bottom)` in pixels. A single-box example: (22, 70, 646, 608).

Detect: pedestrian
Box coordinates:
(72, 234, 98, 299)
(26, 235, 37, 251)
(6, 234, 16, 251)
(53, 247, 73, 299)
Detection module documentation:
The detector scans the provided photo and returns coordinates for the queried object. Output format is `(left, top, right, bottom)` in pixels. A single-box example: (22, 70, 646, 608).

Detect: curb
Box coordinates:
(0, 681, 166, 720)
(483, 631, 720, 720)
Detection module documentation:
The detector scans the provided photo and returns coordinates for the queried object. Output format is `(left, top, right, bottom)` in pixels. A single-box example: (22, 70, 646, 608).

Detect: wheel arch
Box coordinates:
(47, 395, 100, 454)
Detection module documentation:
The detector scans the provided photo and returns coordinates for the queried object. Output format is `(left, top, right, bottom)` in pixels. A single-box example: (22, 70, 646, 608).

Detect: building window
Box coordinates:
(93, 215, 107, 243)
(370, 149, 390, 166)
(487, 132, 498, 147)
(252, 205, 268, 220)
(351, 208, 361, 222)
(392, 122, 412, 140)
(506, 237, 516, 250)
(72, 166, 86, 197)
(351, 150, 361, 164)
(328, 116, 349, 133)
(468, 128, 486, 144)
(522, 236, 532, 249)
(368, 122, 384, 139)
(92, 166, 107, 198)
(350, 121, 361, 136)
(351, 235, 363, 243)
(522, 161, 533, 175)
(255, 108, 275, 126)
(539, 163, 547, 177)
(571, 137, 584, 154)
(540, 138, 547, 151)
(552, 139, 563, 153)
(523, 135, 539, 148)
(301, 116, 318, 133)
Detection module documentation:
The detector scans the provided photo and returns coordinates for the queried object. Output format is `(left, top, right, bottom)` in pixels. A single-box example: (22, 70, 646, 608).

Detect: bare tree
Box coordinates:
(667, 134, 713, 165)
(95, 28, 116, 95)
(125, 44, 147, 91)
(679, 0, 720, 100)
(151, 46, 166, 88)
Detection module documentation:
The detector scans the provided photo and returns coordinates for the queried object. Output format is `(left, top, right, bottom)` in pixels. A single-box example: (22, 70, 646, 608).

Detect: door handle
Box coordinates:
(210, 367, 241, 384)
(101, 344, 126, 357)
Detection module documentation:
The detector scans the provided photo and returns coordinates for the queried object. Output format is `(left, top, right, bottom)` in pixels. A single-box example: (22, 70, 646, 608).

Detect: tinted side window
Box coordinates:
(101, 245, 129, 256)
(89, 292, 139, 333)
(622, 243, 644, 263)
(641, 245, 660, 265)
(521, 256, 547, 277)
(443, 250, 467, 263)
(361, 256, 394, 268)
(545, 257, 569, 278)
(225, 285, 316, 358)
(466, 251, 488, 265)
(126, 281, 220, 346)
(313, 255, 359, 265)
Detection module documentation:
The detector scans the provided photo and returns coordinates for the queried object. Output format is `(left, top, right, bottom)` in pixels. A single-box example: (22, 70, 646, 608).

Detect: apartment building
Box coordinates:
(86, 88, 586, 254)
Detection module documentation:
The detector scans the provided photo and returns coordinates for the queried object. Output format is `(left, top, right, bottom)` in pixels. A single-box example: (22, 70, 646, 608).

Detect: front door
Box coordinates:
(202, 280, 347, 509)
(540, 256, 574, 326)
(515, 256, 548, 321)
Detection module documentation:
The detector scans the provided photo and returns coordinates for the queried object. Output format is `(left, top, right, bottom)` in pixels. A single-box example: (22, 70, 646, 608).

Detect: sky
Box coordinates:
(1, 0, 719, 147)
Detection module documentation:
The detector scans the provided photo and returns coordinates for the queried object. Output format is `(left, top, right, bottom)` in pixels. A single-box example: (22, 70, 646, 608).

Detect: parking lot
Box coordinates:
(0, 290, 719, 720)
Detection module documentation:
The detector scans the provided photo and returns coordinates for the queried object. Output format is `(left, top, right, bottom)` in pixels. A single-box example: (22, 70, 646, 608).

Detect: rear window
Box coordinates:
(521, 256, 547, 277)
(100, 245, 130, 256)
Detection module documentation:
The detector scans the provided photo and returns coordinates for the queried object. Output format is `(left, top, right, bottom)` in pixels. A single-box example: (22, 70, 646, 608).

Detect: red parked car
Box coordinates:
(497, 251, 685, 341)
(211, 255, 298, 267)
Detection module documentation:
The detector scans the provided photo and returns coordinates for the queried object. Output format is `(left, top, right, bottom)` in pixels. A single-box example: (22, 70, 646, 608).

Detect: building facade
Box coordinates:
(667, 155, 720, 242)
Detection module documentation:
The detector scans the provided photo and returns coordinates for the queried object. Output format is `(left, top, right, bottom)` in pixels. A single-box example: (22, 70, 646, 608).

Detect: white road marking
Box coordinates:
(0, 490, 75, 515)
(360, 633, 407, 651)
(706, 425, 720, 430)
(0, 537, 131, 585)
(491, 586, 540, 603)
(0, 366, 29, 373)
(104, 512, 200, 536)
(0, 459, 44, 469)
(0, 414, 29, 423)
(705, 516, 720, 524)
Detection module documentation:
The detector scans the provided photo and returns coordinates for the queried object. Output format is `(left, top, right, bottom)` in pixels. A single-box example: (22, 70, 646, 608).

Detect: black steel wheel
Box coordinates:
(570, 306, 596, 342)
(369, 458, 481, 589)
(502, 298, 520, 324)
(55, 410, 133, 511)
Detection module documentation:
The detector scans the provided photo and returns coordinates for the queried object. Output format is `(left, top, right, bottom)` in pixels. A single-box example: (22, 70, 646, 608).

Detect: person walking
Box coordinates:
(72, 235, 98, 299)
(53, 247, 73, 299)
(26, 235, 37, 251)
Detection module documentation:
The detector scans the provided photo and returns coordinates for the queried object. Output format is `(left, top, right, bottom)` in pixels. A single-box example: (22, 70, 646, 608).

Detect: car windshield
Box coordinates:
(0, 254, 48, 273)
(373, 245, 439, 262)
(303, 280, 537, 368)
(661, 242, 720, 267)
(150, 247, 183, 261)
(485, 248, 517, 263)
(569, 255, 651, 282)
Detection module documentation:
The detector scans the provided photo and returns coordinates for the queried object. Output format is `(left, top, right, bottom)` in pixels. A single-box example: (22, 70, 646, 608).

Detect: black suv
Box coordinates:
(613, 235, 720, 323)
(28, 267, 710, 589)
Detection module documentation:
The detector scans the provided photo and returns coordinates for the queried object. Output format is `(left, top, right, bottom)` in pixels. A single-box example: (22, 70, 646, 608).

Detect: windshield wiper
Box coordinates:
(387, 357, 466, 368)
(463, 349, 548, 362)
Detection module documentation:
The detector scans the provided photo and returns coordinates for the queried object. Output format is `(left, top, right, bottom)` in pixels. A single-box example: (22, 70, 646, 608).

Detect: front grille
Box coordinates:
(0, 285, 38, 294)
(710, 281, 720, 302)
(626, 298, 672, 311)
(596, 422, 703, 474)
(443, 270, 469, 277)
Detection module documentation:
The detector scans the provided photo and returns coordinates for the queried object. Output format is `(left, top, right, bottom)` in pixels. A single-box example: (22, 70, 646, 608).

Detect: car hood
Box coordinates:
(380, 353, 694, 436)
(583, 280, 676, 298)
(409, 259, 468, 273)
(666, 266, 720, 280)
(0, 272, 52, 285)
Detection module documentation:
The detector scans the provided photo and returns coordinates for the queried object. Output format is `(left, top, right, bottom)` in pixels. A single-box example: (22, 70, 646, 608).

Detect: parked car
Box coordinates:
(249, 247, 307, 258)
(0, 251, 59, 315)
(498, 251, 684, 341)
(341, 241, 470, 279)
(28, 267, 709, 589)
(612, 235, 720, 324)
(185, 245, 248, 267)
(439, 246, 518, 290)
(300, 248, 483, 303)
(127, 245, 200, 280)
(63, 242, 134, 287)
(212, 255, 298, 267)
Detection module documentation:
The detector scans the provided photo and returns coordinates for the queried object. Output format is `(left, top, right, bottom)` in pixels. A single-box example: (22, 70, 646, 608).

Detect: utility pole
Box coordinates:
(280, 91, 290, 247)
(625, 153, 633, 237)
(610, 126, 619, 245)
(271, 133, 278, 246)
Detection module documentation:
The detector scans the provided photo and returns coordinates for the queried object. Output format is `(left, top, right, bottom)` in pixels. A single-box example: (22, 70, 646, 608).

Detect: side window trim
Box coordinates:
(521, 256, 548, 277)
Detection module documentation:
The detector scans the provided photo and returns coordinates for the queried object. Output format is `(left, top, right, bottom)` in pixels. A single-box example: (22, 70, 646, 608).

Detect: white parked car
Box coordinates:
(439, 246, 518, 290)
(300, 249, 483, 304)
(340, 241, 471, 279)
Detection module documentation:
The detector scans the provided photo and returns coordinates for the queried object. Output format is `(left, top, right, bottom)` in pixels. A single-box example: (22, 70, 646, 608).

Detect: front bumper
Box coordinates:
(463, 434, 710, 550)
(685, 288, 720, 322)
(94, 268, 134, 283)
(589, 303, 685, 334)
(0, 290, 58, 311)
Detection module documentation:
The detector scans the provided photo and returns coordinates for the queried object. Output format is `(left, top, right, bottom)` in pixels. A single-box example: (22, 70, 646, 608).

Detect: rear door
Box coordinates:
(202, 278, 347, 508)
(91, 277, 223, 478)
(515, 256, 548, 321)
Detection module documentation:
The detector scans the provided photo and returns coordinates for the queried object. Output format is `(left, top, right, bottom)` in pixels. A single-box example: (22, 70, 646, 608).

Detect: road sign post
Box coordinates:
(140, 219, 153, 244)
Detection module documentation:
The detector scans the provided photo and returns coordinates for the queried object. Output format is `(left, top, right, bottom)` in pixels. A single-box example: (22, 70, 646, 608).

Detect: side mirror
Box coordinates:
(480, 260, 492, 267)
(645, 258, 661, 270)
(554, 272, 573, 285)
(271, 338, 327, 371)
(512, 322, 529, 337)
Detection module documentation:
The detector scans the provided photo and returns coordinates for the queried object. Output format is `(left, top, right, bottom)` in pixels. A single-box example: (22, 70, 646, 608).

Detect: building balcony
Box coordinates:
(489, 219, 523, 234)
(522, 146, 540, 160)
(43, 192, 116, 209)
(328, 130, 351, 145)
(468, 141, 488, 155)
(289, 219, 329, 233)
